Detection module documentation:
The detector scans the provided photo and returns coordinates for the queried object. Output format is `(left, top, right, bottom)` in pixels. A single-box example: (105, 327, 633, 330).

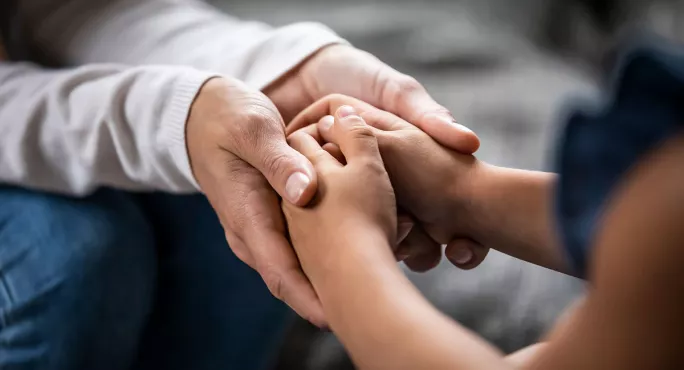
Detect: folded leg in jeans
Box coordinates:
(133, 192, 292, 370)
(0, 186, 290, 370)
(0, 187, 156, 369)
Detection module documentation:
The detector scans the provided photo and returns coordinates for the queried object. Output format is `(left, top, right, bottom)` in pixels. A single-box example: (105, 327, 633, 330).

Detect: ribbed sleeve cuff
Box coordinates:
(247, 22, 349, 90)
(161, 70, 220, 191)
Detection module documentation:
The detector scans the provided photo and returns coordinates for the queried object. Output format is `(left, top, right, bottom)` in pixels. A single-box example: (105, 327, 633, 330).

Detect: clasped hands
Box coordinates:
(283, 94, 492, 308)
(186, 44, 486, 327)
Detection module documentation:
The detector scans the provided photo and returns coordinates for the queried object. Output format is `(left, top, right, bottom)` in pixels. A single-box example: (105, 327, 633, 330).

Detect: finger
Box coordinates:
(319, 108, 411, 137)
(416, 114, 480, 154)
(322, 143, 345, 164)
(394, 213, 415, 261)
(322, 105, 382, 163)
(200, 149, 326, 327)
(290, 123, 324, 144)
(287, 131, 340, 168)
(316, 115, 338, 145)
(288, 94, 377, 135)
(396, 213, 414, 245)
(224, 228, 256, 268)
(401, 227, 442, 272)
(252, 233, 327, 328)
(239, 184, 327, 327)
(316, 115, 347, 163)
(373, 71, 480, 153)
(444, 238, 490, 270)
(231, 101, 318, 207)
(395, 244, 411, 262)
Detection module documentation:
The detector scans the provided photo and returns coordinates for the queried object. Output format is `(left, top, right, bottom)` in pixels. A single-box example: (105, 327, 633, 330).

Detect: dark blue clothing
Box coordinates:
(556, 38, 684, 278)
(0, 188, 290, 370)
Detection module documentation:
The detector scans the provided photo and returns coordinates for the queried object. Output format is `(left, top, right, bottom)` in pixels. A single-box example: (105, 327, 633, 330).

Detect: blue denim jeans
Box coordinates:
(0, 187, 291, 370)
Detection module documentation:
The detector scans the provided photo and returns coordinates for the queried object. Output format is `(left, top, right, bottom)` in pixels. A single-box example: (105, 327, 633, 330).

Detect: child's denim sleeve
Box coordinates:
(556, 38, 684, 278)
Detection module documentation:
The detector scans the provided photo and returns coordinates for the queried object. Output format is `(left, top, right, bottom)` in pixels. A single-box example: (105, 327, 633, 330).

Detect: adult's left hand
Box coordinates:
(267, 44, 479, 152)
(265, 44, 483, 272)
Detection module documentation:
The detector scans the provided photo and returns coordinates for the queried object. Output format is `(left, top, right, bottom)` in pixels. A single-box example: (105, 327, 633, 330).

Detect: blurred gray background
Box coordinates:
(209, 1, 684, 369)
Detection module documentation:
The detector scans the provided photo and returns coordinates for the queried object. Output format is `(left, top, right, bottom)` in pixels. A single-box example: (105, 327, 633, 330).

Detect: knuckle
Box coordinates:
(260, 267, 285, 300)
(263, 150, 297, 180)
(394, 75, 424, 97)
(350, 128, 379, 153)
(346, 122, 376, 139)
(286, 131, 306, 146)
(231, 244, 252, 265)
(358, 155, 386, 176)
(312, 150, 332, 165)
(231, 101, 283, 148)
(419, 106, 453, 122)
(241, 107, 280, 133)
(317, 163, 338, 178)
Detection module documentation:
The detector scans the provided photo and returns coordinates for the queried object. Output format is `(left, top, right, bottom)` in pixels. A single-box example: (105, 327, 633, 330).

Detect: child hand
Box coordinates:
(290, 95, 490, 269)
(282, 106, 398, 281)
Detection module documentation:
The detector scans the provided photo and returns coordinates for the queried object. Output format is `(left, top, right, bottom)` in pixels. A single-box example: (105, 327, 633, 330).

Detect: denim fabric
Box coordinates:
(556, 38, 684, 278)
(0, 187, 290, 370)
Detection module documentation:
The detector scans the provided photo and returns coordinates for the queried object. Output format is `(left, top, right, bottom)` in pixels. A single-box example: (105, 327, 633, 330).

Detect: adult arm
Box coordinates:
(18, 0, 343, 90)
(0, 62, 215, 194)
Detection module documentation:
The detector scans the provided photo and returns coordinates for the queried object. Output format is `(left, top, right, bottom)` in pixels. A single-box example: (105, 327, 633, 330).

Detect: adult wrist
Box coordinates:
(162, 70, 222, 191)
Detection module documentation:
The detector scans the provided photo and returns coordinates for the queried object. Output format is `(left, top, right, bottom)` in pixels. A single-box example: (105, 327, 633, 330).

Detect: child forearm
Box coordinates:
(308, 229, 508, 370)
(465, 165, 571, 274)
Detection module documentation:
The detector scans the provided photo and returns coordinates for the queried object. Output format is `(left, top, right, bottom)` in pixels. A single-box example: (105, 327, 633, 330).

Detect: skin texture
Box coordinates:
(285, 101, 684, 369)
(185, 44, 481, 327)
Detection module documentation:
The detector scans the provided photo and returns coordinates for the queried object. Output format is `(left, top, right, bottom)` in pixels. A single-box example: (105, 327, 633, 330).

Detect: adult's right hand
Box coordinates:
(185, 77, 326, 326)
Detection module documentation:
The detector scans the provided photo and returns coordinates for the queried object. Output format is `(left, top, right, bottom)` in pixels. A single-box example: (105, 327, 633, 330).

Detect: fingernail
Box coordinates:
(337, 105, 357, 118)
(319, 115, 334, 131)
(285, 172, 310, 203)
(434, 115, 473, 134)
(450, 248, 474, 265)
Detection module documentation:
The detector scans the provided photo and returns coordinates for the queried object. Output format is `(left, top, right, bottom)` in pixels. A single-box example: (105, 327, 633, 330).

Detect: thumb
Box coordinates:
(254, 138, 318, 207)
(377, 71, 481, 153)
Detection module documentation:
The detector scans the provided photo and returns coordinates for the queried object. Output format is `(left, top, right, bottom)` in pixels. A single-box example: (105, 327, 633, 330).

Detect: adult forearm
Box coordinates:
(20, 0, 343, 90)
(467, 165, 570, 273)
(0, 62, 215, 194)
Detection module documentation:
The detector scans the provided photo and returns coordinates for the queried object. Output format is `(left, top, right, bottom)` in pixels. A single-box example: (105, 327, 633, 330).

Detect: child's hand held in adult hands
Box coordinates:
(282, 106, 398, 284)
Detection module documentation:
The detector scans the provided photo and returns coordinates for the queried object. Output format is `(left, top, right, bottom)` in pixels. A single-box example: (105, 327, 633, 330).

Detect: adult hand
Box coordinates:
(267, 45, 479, 153)
(186, 77, 327, 326)
(266, 44, 482, 271)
